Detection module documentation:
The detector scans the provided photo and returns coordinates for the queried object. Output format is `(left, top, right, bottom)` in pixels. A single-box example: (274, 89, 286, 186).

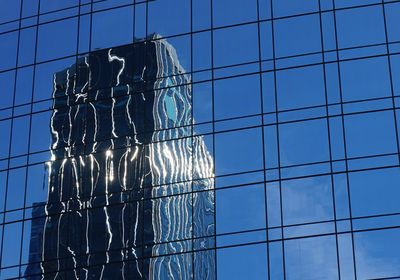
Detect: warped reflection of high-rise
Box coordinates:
(25, 35, 215, 279)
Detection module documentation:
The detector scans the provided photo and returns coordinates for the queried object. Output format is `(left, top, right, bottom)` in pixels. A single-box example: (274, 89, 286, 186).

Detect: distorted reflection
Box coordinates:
(25, 35, 215, 279)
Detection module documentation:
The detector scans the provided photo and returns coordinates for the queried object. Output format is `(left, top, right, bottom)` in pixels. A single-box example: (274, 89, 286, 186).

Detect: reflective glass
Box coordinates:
(148, 0, 190, 37)
(37, 18, 78, 62)
(349, 167, 400, 217)
(214, 74, 261, 120)
(274, 14, 321, 58)
(213, 24, 259, 67)
(217, 184, 265, 234)
(279, 119, 329, 166)
(215, 128, 263, 175)
(0, 31, 18, 72)
(217, 244, 268, 279)
(0, 0, 21, 24)
(0, 0, 399, 278)
(282, 175, 334, 225)
(355, 229, 400, 279)
(92, 6, 134, 50)
(272, 0, 318, 17)
(336, 6, 386, 48)
(213, 0, 257, 27)
(344, 111, 397, 158)
(341, 56, 391, 102)
(285, 235, 339, 279)
(277, 65, 325, 110)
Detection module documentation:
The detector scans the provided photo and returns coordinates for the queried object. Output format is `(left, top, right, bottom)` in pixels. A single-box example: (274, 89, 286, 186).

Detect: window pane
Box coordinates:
(0, 0, 21, 24)
(217, 244, 268, 280)
(214, 24, 259, 68)
(40, 0, 79, 14)
(274, 14, 321, 58)
(285, 235, 339, 280)
(213, 0, 257, 27)
(0, 70, 15, 110)
(341, 57, 391, 102)
(0, 31, 18, 71)
(148, 0, 190, 38)
(215, 127, 263, 175)
(37, 18, 78, 62)
(344, 111, 397, 158)
(214, 74, 261, 120)
(217, 184, 265, 234)
(336, 6, 385, 49)
(272, 0, 318, 17)
(355, 228, 400, 279)
(282, 175, 334, 225)
(277, 65, 325, 111)
(279, 119, 329, 166)
(349, 167, 400, 217)
(92, 6, 134, 50)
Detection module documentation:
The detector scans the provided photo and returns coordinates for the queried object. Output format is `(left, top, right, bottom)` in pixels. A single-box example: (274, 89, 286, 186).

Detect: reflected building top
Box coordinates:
(25, 35, 215, 280)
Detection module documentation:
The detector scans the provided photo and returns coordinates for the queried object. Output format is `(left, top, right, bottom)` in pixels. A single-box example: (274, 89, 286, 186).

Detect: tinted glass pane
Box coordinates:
(274, 14, 321, 57)
(336, 6, 386, 48)
(37, 18, 78, 62)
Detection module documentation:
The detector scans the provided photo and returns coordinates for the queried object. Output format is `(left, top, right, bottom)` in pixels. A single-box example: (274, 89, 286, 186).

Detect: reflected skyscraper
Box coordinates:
(26, 36, 215, 279)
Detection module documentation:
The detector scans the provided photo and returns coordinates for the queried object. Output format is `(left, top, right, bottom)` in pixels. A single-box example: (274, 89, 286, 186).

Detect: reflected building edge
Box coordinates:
(25, 35, 215, 279)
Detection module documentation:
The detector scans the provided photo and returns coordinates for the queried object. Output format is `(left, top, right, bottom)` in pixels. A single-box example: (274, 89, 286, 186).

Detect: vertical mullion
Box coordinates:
(331, 0, 358, 278)
(317, 1, 341, 279)
(269, 1, 286, 279)
(209, 0, 218, 278)
(189, 0, 195, 279)
(13, 0, 26, 276)
(255, 0, 270, 279)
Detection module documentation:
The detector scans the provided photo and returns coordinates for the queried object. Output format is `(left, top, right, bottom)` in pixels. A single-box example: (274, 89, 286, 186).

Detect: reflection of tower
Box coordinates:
(29, 36, 215, 279)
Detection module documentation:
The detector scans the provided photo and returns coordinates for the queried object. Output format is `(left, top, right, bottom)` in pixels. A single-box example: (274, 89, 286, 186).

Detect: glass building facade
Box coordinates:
(0, 0, 399, 279)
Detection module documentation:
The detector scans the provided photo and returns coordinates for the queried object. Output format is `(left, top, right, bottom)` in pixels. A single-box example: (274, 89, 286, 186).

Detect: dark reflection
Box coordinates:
(25, 36, 215, 279)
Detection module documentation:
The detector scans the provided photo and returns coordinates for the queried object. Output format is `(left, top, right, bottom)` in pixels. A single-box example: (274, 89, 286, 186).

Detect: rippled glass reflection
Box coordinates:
(24, 36, 215, 279)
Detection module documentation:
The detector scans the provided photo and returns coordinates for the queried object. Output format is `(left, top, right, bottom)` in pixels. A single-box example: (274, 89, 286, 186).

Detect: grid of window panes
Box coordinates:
(0, 0, 400, 279)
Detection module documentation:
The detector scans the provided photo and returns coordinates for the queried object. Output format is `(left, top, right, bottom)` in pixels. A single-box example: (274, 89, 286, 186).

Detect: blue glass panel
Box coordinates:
(274, 14, 321, 58)
(215, 127, 263, 175)
(0, 31, 18, 72)
(217, 244, 268, 280)
(349, 167, 400, 217)
(37, 18, 78, 62)
(40, 0, 79, 14)
(10, 115, 30, 157)
(385, 2, 400, 43)
(336, 6, 386, 48)
(217, 184, 265, 234)
(0, 70, 15, 110)
(18, 27, 37, 67)
(0, 0, 21, 24)
(282, 175, 334, 225)
(213, 23, 259, 68)
(279, 119, 329, 166)
(341, 56, 391, 102)
(355, 228, 400, 279)
(213, 0, 257, 27)
(148, 0, 190, 38)
(92, 6, 133, 50)
(30, 110, 52, 153)
(272, 0, 318, 17)
(277, 65, 325, 111)
(0, 120, 11, 159)
(285, 235, 339, 280)
(2, 222, 22, 267)
(214, 74, 261, 120)
(344, 111, 397, 158)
